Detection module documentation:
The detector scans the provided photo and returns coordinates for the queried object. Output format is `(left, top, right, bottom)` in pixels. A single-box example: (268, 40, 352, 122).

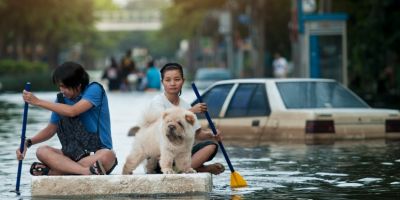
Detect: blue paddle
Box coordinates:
(16, 82, 31, 193)
(191, 83, 247, 188)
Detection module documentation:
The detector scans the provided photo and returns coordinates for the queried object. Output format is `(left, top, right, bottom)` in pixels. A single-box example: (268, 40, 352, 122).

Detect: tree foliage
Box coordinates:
(0, 0, 95, 67)
(161, 0, 291, 77)
(162, 0, 226, 40)
(94, 0, 119, 10)
(333, 0, 400, 94)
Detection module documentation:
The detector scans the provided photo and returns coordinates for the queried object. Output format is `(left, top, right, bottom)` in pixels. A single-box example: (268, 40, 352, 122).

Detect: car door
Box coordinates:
(194, 83, 235, 128)
(218, 83, 271, 140)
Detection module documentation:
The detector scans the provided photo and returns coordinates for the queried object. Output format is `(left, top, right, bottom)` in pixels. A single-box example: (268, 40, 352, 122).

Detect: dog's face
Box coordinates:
(162, 107, 196, 145)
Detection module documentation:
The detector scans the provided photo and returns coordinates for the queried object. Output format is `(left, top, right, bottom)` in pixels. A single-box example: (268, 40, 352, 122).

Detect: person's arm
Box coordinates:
(189, 102, 207, 114)
(195, 128, 222, 142)
(182, 99, 221, 140)
(16, 123, 57, 160)
(23, 90, 93, 117)
(29, 123, 58, 146)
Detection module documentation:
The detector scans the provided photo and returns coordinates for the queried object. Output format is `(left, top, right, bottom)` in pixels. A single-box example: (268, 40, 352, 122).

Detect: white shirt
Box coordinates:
(148, 93, 201, 131)
(273, 57, 288, 78)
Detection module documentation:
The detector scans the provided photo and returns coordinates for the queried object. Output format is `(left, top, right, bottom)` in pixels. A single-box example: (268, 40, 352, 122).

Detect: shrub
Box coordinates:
(0, 59, 47, 74)
(0, 59, 54, 92)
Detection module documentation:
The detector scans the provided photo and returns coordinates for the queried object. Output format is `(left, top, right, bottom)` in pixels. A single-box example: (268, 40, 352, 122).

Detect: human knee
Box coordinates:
(36, 145, 52, 159)
(102, 149, 115, 157)
(97, 149, 116, 167)
(204, 144, 217, 154)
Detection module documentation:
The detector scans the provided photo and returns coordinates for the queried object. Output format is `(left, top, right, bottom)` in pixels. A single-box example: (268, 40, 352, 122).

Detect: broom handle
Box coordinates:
(191, 83, 235, 173)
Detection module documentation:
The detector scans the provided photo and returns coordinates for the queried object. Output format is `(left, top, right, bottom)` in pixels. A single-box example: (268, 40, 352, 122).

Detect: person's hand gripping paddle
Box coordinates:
(15, 82, 31, 194)
(192, 83, 247, 188)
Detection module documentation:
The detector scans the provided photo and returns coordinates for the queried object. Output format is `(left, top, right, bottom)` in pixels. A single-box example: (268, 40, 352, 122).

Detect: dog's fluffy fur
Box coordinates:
(122, 106, 197, 174)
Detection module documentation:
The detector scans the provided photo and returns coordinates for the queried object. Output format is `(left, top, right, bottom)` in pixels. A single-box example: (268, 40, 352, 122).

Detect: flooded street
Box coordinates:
(1, 90, 400, 199)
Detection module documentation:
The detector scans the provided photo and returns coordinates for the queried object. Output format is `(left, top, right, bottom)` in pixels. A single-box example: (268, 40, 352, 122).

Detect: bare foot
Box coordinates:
(196, 163, 225, 175)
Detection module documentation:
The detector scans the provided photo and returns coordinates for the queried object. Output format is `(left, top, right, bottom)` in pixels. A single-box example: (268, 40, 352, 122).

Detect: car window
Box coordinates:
(276, 81, 369, 108)
(193, 84, 233, 118)
(225, 83, 270, 117)
(249, 84, 271, 116)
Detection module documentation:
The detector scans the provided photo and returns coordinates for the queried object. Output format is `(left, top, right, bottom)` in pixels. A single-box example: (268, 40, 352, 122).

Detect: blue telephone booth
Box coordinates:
(294, 0, 348, 85)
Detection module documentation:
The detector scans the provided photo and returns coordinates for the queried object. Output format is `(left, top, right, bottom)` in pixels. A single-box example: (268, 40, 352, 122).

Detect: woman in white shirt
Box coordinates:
(148, 63, 225, 175)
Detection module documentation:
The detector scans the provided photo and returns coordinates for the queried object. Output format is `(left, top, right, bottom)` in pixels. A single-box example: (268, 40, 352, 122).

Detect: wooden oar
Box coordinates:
(191, 83, 247, 188)
(16, 82, 31, 193)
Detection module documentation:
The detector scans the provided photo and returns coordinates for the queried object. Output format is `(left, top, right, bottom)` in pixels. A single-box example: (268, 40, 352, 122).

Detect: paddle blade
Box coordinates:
(230, 171, 247, 188)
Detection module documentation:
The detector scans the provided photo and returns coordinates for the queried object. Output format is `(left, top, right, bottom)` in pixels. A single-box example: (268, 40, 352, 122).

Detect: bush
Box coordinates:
(0, 59, 47, 74)
(0, 59, 55, 92)
(0, 72, 56, 92)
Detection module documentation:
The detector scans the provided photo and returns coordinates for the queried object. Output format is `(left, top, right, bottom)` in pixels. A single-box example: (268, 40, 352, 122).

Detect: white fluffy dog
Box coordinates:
(122, 106, 197, 174)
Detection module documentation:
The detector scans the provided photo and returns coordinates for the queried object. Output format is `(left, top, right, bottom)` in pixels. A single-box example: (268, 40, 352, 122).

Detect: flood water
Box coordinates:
(1, 90, 400, 200)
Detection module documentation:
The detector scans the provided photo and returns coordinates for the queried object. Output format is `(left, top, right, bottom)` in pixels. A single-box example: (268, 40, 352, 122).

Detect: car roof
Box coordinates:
(213, 78, 336, 85)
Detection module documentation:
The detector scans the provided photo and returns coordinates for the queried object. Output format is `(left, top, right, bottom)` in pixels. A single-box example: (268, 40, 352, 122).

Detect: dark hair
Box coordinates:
(159, 62, 184, 81)
(52, 61, 89, 90)
(147, 60, 155, 68)
(110, 57, 118, 68)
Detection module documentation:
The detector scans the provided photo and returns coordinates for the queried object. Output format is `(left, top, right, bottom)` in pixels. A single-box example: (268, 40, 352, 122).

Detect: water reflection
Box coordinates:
(1, 92, 400, 200)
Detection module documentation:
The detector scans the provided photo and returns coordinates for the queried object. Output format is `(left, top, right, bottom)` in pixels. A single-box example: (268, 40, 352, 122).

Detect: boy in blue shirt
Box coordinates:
(16, 62, 117, 175)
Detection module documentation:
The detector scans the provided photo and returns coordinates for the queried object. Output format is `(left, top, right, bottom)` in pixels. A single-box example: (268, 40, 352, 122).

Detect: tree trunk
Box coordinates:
(0, 35, 4, 59)
(187, 38, 199, 77)
(47, 45, 59, 69)
(16, 36, 24, 61)
(250, 0, 266, 77)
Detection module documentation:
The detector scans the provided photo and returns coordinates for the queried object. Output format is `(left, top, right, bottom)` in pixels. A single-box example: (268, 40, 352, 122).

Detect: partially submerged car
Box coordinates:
(192, 78, 400, 141)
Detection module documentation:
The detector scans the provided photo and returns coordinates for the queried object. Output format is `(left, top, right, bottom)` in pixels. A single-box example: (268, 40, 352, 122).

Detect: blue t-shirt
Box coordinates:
(146, 66, 161, 89)
(50, 83, 113, 149)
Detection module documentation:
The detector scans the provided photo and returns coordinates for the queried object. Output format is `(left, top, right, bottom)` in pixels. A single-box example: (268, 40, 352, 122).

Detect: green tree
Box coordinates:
(0, 0, 95, 68)
(94, 0, 119, 10)
(162, 0, 226, 39)
(333, 0, 400, 96)
(161, 0, 291, 77)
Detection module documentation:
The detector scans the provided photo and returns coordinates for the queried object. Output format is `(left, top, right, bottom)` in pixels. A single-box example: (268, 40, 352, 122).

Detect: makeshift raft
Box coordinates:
(32, 173, 212, 197)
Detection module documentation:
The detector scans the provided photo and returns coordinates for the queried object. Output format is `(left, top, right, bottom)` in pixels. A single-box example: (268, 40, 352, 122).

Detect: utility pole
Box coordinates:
(249, 0, 266, 77)
(219, 10, 233, 72)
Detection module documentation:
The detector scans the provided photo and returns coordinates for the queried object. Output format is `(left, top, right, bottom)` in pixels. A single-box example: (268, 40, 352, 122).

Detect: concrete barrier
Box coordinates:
(32, 173, 212, 197)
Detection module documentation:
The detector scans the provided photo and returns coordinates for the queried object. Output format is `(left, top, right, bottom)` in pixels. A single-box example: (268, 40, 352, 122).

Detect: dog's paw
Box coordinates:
(122, 171, 133, 175)
(122, 169, 133, 175)
(122, 167, 133, 175)
(183, 168, 196, 173)
(162, 168, 176, 174)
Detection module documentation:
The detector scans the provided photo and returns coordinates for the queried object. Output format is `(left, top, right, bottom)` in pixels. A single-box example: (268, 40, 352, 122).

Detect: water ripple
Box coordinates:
(1, 92, 400, 199)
